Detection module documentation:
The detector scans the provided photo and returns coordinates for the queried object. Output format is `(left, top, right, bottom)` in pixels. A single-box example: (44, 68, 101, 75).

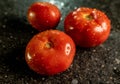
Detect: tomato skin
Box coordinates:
(64, 7, 111, 47)
(25, 30, 75, 75)
(27, 2, 61, 31)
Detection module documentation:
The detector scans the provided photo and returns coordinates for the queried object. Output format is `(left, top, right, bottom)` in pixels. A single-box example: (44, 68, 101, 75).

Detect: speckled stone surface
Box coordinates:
(0, 0, 120, 84)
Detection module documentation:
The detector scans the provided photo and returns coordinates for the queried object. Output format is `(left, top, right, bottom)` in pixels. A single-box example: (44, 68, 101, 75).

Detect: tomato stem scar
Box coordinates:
(83, 14, 93, 20)
(45, 42, 53, 48)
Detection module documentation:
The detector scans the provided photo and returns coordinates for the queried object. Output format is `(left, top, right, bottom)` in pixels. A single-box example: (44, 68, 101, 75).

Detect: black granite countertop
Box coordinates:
(0, 0, 120, 84)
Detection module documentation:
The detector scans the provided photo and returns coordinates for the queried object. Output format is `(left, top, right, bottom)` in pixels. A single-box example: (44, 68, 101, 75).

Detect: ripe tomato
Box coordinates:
(25, 30, 76, 75)
(64, 7, 111, 47)
(27, 2, 61, 31)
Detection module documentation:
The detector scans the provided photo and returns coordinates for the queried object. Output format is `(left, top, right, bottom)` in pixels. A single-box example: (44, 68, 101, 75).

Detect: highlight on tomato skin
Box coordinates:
(25, 30, 76, 75)
(27, 2, 61, 32)
(64, 7, 111, 47)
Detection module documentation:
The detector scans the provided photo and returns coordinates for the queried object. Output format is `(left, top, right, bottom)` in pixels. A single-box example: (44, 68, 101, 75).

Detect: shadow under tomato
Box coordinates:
(0, 14, 44, 79)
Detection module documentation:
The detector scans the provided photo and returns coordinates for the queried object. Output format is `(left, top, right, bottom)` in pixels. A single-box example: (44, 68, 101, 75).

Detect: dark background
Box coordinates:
(0, 0, 120, 84)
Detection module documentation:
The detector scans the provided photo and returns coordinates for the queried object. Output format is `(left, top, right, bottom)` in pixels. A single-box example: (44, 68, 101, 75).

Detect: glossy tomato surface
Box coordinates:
(27, 2, 61, 31)
(25, 30, 76, 75)
(64, 7, 111, 47)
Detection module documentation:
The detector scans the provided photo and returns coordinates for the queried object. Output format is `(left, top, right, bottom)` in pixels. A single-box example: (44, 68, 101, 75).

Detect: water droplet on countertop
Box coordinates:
(42, 77, 45, 80)
(60, 17, 63, 21)
(71, 79, 78, 84)
(115, 58, 120, 64)
(60, 2, 64, 7)
(70, 64, 73, 68)
(92, 49, 96, 52)
(4, 12, 8, 15)
(2, 25, 6, 28)
(10, 35, 13, 39)
(99, 44, 105, 48)
(115, 51, 118, 55)
(101, 64, 105, 68)
(50, 1, 65, 10)
(113, 67, 117, 70)
(109, 77, 113, 80)
(4, 75, 8, 78)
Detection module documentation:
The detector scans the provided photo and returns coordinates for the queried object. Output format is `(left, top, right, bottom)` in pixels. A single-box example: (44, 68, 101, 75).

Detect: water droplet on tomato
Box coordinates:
(69, 26, 74, 30)
(71, 79, 78, 84)
(72, 11, 77, 15)
(27, 52, 32, 60)
(76, 8, 81, 12)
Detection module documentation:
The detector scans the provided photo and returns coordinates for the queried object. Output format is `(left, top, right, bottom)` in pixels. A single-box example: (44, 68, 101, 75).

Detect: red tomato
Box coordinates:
(27, 2, 61, 31)
(25, 30, 76, 75)
(64, 7, 111, 47)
